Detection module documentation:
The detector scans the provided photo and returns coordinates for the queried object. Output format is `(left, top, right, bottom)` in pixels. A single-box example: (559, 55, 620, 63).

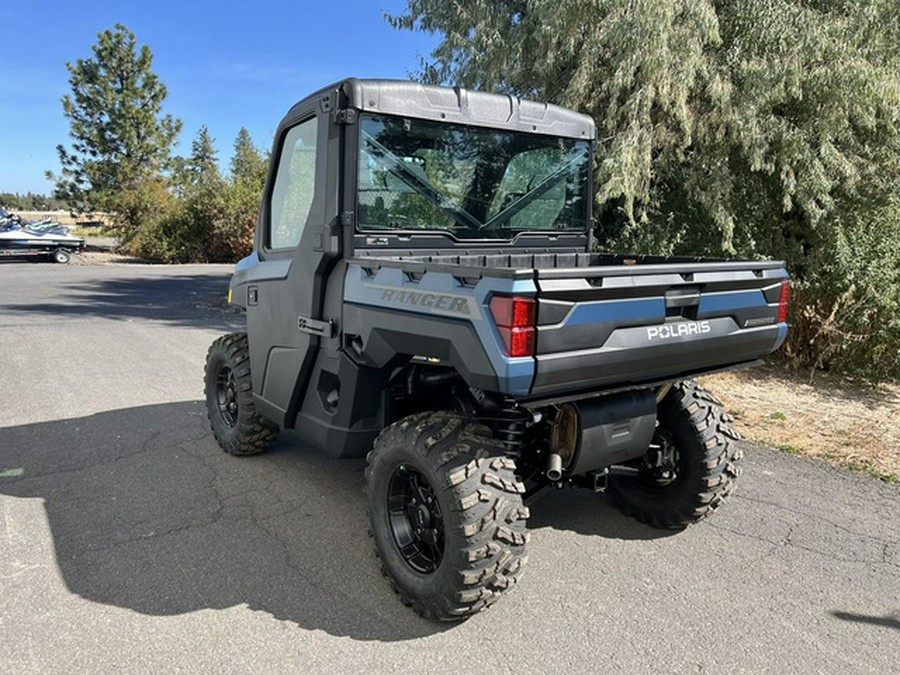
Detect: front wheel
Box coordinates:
(53, 249, 72, 264)
(608, 380, 742, 528)
(367, 412, 530, 620)
(204, 333, 278, 456)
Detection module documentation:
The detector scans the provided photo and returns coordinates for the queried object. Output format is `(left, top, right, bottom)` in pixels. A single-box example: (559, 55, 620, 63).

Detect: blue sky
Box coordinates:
(0, 0, 438, 194)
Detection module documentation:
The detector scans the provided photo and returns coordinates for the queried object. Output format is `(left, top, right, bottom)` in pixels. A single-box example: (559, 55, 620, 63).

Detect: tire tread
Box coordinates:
(204, 333, 278, 456)
(610, 380, 742, 528)
(366, 411, 529, 621)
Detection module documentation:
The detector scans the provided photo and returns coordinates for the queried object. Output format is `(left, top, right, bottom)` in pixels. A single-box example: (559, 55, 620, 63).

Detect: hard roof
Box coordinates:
(285, 78, 595, 140)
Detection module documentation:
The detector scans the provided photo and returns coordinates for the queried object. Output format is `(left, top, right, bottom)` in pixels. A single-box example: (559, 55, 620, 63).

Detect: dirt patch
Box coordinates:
(701, 365, 900, 483)
(72, 250, 154, 265)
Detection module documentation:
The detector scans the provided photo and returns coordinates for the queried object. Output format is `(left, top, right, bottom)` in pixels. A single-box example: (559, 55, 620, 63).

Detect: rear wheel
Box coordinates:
(608, 380, 742, 528)
(204, 333, 278, 456)
(367, 412, 529, 620)
(53, 249, 71, 264)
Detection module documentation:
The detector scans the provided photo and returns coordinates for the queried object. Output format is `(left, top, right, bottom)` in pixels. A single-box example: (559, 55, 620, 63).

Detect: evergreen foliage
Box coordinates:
(185, 126, 222, 189)
(127, 126, 265, 263)
(48, 24, 182, 231)
(231, 127, 268, 186)
(0, 192, 67, 211)
(391, 0, 900, 380)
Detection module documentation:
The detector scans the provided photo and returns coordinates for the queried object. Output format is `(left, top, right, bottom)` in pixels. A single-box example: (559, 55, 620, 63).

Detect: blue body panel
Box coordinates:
(698, 289, 767, 314)
(343, 264, 537, 396)
(563, 298, 664, 326)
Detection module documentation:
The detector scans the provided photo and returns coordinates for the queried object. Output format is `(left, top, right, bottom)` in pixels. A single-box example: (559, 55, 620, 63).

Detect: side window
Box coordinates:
(269, 116, 318, 249)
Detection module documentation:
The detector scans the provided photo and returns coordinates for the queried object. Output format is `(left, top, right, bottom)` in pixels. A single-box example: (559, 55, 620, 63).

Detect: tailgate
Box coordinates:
(531, 261, 788, 397)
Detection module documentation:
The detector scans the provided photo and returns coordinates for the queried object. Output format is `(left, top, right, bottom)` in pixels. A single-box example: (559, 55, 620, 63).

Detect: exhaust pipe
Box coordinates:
(546, 453, 563, 481)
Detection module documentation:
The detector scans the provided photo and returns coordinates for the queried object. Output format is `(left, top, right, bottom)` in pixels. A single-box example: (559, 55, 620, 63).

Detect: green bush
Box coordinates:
(123, 201, 203, 263)
(123, 179, 259, 264)
(784, 205, 900, 381)
(208, 178, 259, 262)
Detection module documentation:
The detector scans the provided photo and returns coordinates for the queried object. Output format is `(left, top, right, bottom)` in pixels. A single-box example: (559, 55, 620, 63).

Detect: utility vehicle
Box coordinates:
(204, 78, 790, 620)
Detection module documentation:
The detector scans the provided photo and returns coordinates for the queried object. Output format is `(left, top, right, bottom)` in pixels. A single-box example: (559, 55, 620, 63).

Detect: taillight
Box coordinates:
(778, 280, 790, 323)
(490, 295, 536, 357)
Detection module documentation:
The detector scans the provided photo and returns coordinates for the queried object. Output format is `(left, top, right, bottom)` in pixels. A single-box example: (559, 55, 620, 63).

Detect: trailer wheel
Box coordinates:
(204, 333, 278, 456)
(53, 249, 71, 264)
(367, 412, 529, 620)
(608, 380, 742, 528)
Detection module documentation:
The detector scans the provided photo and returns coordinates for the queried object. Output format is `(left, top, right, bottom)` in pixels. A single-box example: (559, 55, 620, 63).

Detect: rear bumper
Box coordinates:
(530, 319, 786, 397)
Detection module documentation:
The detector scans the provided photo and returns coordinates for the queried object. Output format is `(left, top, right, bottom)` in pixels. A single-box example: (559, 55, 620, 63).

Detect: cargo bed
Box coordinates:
(347, 252, 789, 399)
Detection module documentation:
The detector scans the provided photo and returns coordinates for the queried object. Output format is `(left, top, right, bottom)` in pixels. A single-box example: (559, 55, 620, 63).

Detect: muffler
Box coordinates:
(548, 390, 657, 478)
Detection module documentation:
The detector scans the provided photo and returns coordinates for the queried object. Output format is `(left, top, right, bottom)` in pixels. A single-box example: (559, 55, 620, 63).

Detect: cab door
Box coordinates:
(244, 102, 339, 428)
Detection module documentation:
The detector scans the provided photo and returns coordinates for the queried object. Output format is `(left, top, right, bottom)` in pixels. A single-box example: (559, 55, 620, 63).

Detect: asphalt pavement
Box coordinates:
(0, 260, 897, 673)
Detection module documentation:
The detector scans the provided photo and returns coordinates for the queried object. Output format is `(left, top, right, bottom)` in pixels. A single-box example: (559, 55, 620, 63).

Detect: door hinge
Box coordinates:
(335, 109, 357, 125)
(298, 315, 334, 338)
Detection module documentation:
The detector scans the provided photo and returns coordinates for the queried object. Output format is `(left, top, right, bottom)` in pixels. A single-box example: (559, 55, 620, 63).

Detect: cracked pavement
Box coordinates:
(0, 262, 898, 673)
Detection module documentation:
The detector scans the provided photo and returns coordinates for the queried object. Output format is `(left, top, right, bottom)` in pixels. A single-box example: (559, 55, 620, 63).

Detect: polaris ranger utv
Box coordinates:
(204, 78, 790, 620)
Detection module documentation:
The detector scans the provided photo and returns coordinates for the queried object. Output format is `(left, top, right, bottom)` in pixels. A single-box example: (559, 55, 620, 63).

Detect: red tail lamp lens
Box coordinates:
(490, 295, 536, 357)
(497, 326, 536, 357)
(778, 280, 790, 323)
(489, 295, 536, 328)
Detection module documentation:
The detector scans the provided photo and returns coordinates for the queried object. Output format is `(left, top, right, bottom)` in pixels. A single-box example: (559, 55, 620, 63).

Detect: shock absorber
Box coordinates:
(497, 397, 530, 457)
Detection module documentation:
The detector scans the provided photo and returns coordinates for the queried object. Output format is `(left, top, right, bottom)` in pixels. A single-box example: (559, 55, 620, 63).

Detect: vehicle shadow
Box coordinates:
(0, 401, 445, 641)
(0, 256, 56, 264)
(830, 610, 900, 631)
(527, 489, 679, 541)
(0, 400, 672, 640)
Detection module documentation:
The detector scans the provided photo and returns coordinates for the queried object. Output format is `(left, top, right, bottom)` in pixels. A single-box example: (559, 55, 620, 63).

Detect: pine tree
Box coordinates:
(182, 125, 222, 189)
(204, 128, 268, 262)
(48, 24, 182, 228)
(230, 128, 267, 186)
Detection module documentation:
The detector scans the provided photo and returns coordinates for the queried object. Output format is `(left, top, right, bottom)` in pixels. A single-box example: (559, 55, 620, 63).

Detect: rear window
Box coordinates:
(357, 114, 589, 239)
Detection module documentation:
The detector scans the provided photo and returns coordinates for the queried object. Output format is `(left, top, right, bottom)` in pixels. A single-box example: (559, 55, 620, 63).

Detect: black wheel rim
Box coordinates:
(216, 365, 238, 427)
(387, 465, 445, 574)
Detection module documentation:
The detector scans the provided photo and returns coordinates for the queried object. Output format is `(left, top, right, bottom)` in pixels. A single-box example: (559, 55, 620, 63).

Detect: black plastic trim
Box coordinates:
(530, 327, 779, 397)
(342, 303, 500, 392)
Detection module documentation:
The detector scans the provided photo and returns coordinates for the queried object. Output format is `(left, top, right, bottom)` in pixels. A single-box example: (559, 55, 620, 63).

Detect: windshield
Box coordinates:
(357, 114, 590, 239)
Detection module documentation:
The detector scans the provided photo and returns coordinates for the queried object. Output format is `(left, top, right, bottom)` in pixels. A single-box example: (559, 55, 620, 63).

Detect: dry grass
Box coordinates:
(701, 366, 900, 483)
(15, 210, 114, 226)
(72, 251, 138, 265)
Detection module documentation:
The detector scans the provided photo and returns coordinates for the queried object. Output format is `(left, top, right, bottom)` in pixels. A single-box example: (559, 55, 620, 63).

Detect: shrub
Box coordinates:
(784, 204, 900, 381)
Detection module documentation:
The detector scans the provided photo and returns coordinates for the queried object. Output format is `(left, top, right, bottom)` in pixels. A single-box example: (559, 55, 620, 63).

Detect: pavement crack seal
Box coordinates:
(76, 515, 227, 557)
(734, 493, 899, 546)
(2, 423, 211, 486)
(245, 509, 401, 628)
(0, 563, 44, 580)
(2, 445, 153, 484)
(706, 522, 894, 567)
